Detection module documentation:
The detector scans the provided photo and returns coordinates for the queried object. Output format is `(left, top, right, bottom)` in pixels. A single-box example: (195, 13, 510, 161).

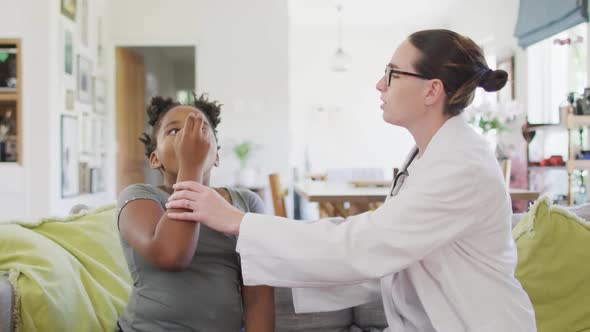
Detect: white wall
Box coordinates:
(0, 0, 51, 220)
(288, 0, 521, 178)
(106, 0, 290, 189)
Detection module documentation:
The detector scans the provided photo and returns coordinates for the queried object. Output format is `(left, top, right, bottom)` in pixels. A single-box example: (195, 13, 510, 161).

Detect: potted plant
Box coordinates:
(233, 141, 259, 187)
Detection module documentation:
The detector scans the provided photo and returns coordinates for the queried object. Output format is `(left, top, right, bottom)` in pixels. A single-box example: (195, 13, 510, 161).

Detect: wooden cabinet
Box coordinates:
(0, 39, 21, 164)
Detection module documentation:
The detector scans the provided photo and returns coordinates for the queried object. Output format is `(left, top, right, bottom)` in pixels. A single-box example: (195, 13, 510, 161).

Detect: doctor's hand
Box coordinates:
(165, 181, 245, 235)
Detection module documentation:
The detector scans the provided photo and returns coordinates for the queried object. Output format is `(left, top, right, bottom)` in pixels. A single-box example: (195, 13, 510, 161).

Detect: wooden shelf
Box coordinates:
(527, 163, 566, 170)
(567, 159, 590, 172)
(0, 93, 17, 102)
(566, 114, 590, 129)
(0, 39, 21, 164)
(523, 123, 561, 132)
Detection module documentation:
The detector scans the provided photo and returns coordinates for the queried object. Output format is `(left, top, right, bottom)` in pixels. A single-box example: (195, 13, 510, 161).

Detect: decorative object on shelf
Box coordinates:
(497, 55, 515, 103)
(466, 101, 523, 152)
(77, 55, 93, 104)
(1, 136, 17, 162)
(233, 140, 260, 187)
(61, 115, 79, 198)
(0, 105, 17, 162)
(0, 107, 16, 136)
(539, 155, 566, 167)
(65, 89, 74, 111)
(331, 4, 351, 72)
(64, 29, 73, 75)
(61, 0, 77, 21)
(573, 89, 590, 116)
(0, 46, 17, 92)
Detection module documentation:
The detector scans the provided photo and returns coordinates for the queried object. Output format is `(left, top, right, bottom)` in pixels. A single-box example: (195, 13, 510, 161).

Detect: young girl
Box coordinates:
(116, 94, 274, 331)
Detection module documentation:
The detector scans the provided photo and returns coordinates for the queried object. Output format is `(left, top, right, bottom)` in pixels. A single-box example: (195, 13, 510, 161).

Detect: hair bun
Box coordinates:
(478, 69, 508, 92)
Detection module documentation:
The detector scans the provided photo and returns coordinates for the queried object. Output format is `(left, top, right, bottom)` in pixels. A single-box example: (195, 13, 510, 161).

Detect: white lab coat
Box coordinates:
(236, 115, 536, 331)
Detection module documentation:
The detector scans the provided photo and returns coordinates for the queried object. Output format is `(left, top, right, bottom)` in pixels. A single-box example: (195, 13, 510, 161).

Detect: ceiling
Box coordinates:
(288, 0, 463, 27)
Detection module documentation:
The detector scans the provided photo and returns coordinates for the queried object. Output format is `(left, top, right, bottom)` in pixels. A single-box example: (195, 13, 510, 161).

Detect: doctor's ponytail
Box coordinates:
(408, 30, 508, 117)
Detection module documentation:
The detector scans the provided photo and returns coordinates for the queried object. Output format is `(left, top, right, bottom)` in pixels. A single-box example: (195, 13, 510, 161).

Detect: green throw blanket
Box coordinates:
(0, 205, 132, 332)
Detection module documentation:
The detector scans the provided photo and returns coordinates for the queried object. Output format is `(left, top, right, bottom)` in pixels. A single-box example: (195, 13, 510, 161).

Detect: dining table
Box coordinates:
(294, 181, 541, 218)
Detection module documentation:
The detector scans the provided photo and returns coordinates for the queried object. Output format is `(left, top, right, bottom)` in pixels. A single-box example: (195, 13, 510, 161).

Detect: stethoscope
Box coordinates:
(389, 147, 419, 197)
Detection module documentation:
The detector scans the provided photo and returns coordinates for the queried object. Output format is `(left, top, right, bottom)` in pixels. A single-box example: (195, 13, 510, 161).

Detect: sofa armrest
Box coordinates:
(0, 276, 14, 332)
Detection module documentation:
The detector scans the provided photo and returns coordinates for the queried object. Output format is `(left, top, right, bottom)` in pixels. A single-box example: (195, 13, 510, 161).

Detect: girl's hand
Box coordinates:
(174, 113, 212, 176)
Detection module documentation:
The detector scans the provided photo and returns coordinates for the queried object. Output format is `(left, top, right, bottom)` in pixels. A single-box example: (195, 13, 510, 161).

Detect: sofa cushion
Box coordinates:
(513, 196, 590, 332)
(275, 287, 353, 332)
(0, 275, 13, 332)
(0, 205, 131, 332)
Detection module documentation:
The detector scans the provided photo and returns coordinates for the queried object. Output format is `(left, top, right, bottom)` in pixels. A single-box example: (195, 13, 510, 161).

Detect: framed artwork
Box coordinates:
(90, 167, 105, 193)
(93, 76, 106, 114)
(64, 29, 73, 75)
(91, 116, 105, 153)
(497, 55, 515, 103)
(61, 0, 77, 21)
(77, 55, 93, 104)
(97, 17, 104, 66)
(61, 114, 79, 198)
(65, 89, 74, 110)
(80, 112, 92, 155)
(79, 0, 88, 47)
(78, 161, 90, 194)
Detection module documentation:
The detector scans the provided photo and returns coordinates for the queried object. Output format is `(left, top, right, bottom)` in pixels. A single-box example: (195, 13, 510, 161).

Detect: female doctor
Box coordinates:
(166, 29, 536, 331)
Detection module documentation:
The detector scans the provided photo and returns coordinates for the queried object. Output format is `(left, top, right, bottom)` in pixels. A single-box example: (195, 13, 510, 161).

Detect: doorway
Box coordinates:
(115, 46, 196, 192)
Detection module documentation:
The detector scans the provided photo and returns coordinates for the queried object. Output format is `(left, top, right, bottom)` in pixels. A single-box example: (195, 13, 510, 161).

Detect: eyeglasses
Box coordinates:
(384, 65, 453, 96)
(385, 65, 430, 87)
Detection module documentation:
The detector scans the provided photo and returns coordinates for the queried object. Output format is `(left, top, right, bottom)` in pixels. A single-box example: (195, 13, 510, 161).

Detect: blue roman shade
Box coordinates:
(515, 0, 589, 48)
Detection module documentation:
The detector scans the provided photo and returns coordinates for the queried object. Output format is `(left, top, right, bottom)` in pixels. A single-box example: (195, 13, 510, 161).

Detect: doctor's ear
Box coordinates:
(424, 79, 446, 106)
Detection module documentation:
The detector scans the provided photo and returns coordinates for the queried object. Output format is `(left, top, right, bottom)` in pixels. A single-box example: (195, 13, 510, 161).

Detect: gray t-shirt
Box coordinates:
(116, 184, 265, 332)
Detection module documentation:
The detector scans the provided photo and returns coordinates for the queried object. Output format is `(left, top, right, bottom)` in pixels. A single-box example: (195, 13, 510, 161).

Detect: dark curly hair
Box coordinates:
(139, 92, 222, 159)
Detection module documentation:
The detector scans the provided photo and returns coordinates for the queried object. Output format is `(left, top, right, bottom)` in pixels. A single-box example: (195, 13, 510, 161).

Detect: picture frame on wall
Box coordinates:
(78, 161, 91, 194)
(80, 112, 92, 155)
(61, 114, 79, 198)
(97, 17, 104, 66)
(77, 55, 93, 104)
(79, 0, 88, 47)
(65, 89, 74, 110)
(93, 76, 106, 114)
(497, 55, 515, 103)
(61, 0, 77, 21)
(91, 116, 105, 153)
(64, 29, 73, 75)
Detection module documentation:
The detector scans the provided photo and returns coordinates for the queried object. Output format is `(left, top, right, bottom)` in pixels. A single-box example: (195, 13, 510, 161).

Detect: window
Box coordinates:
(527, 22, 587, 125)
(526, 22, 588, 202)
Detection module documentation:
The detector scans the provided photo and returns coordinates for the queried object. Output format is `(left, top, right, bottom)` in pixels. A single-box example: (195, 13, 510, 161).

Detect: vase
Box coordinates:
(236, 167, 257, 187)
(483, 129, 498, 154)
